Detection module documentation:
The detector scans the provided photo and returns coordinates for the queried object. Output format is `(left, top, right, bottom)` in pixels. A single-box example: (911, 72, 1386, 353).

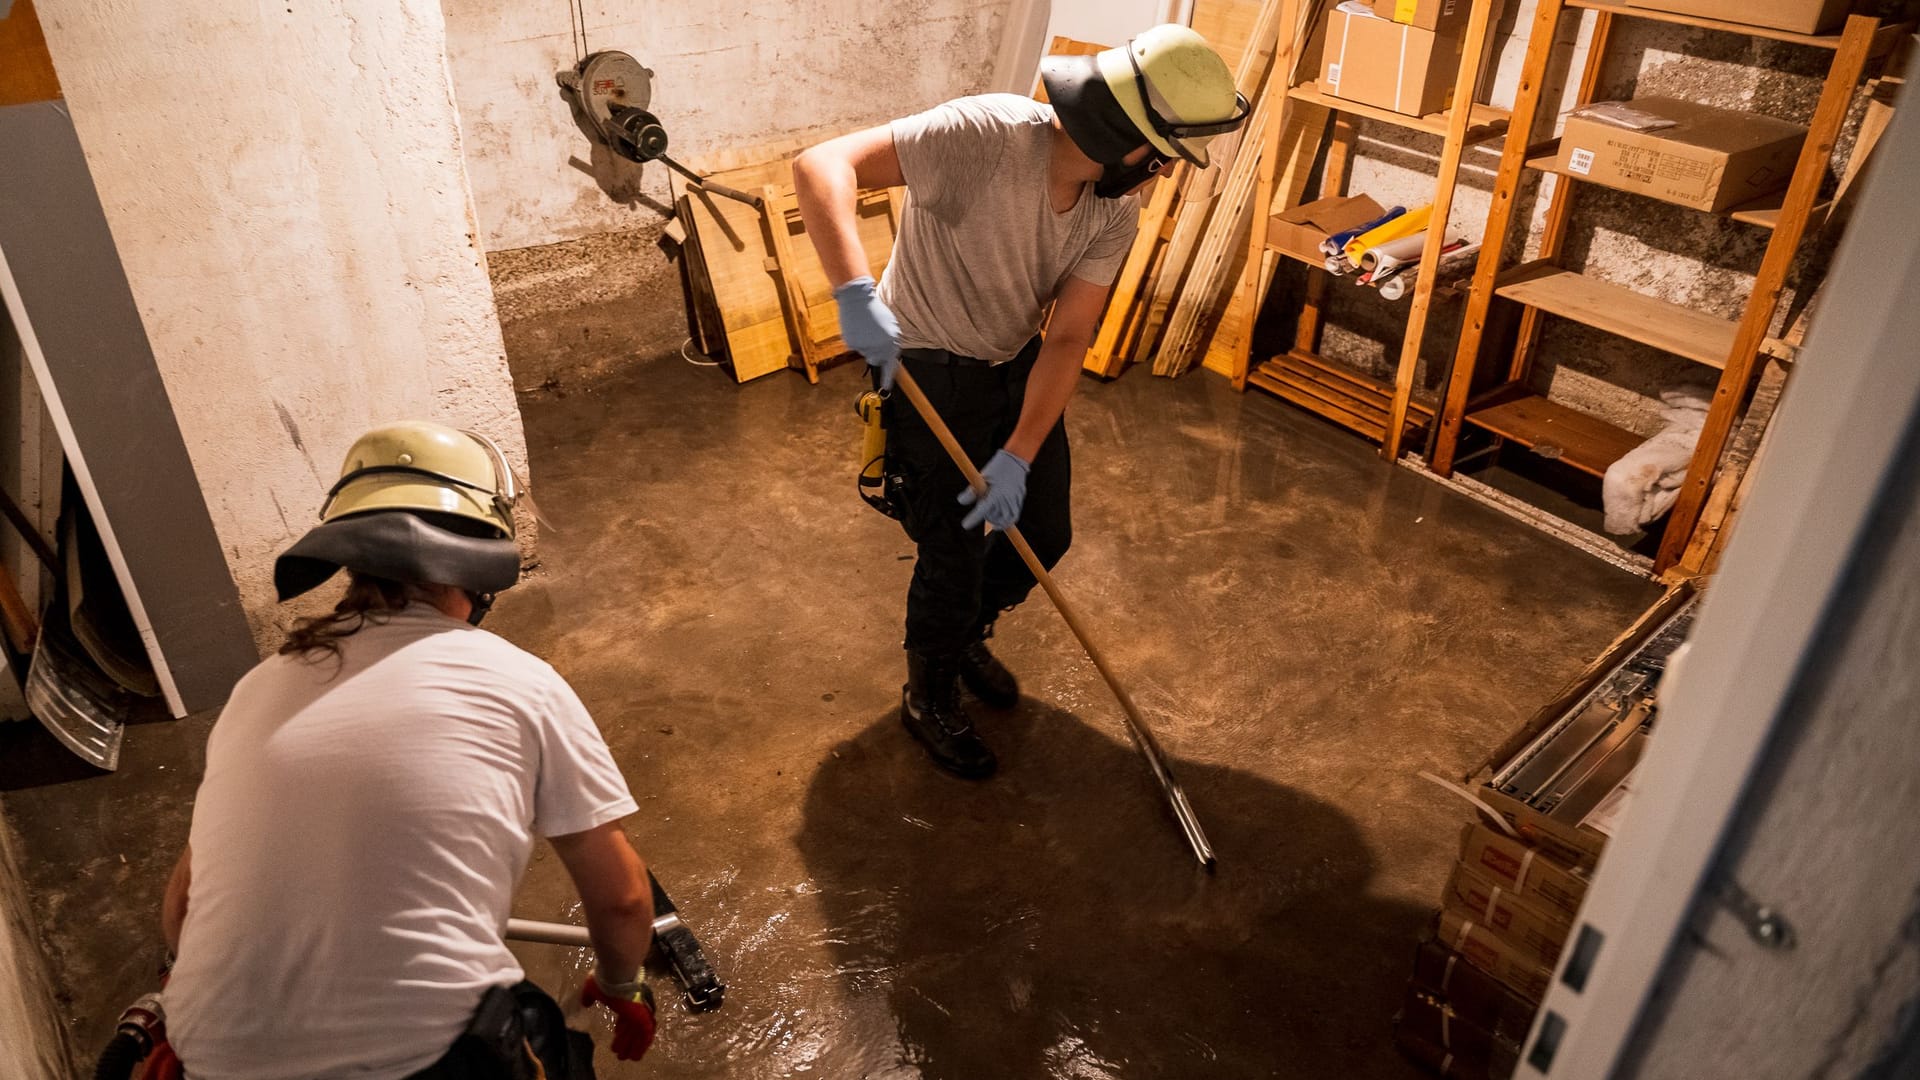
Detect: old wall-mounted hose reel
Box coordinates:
(557, 50, 762, 209)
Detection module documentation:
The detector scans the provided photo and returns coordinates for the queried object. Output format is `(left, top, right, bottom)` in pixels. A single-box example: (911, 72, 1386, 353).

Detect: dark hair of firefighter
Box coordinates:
(279, 572, 424, 662)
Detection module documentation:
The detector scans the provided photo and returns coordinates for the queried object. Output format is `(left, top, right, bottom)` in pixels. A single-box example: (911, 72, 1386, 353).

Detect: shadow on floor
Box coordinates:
(793, 700, 1431, 1080)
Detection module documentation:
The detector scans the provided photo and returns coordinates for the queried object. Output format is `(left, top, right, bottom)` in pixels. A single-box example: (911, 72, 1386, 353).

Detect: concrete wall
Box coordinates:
(0, 814, 71, 1080)
(443, 0, 1015, 385)
(35, 0, 529, 650)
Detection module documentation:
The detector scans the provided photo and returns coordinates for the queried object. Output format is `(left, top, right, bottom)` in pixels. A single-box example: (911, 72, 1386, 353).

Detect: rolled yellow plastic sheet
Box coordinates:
(1345, 204, 1431, 263)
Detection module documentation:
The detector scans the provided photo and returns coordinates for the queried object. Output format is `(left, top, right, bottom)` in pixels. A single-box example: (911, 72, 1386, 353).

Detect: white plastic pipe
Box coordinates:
(1359, 231, 1431, 275)
(506, 918, 592, 947)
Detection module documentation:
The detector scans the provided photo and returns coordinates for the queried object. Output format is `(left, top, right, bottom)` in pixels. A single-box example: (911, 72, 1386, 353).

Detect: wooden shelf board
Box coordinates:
(1247, 351, 1432, 443)
(1287, 81, 1510, 140)
(1564, 0, 1847, 49)
(1725, 188, 1835, 228)
(1463, 384, 1644, 477)
(1493, 261, 1735, 367)
(1524, 141, 1829, 229)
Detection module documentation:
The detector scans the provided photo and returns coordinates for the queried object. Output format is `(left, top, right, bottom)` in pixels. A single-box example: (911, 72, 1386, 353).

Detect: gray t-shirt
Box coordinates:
(880, 94, 1140, 363)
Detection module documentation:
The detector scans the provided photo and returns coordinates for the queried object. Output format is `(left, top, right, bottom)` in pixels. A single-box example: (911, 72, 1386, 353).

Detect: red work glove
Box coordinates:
(581, 973, 657, 1061)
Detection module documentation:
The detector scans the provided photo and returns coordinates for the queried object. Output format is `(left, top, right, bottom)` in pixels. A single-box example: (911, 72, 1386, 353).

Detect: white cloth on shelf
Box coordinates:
(1602, 389, 1711, 535)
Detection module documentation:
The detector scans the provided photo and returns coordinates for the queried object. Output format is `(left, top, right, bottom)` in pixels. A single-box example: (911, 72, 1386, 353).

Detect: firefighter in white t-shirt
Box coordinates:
(159, 422, 655, 1080)
(794, 26, 1246, 779)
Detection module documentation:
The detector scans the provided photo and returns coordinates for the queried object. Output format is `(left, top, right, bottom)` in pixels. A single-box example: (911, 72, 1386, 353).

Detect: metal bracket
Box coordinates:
(1716, 877, 1796, 950)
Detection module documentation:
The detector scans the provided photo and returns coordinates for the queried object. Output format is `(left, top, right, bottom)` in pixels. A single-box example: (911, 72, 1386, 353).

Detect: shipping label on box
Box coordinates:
(1447, 862, 1575, 968)
(1321, 7, 1463, 118)
(1459, 822, 1591, 918)
(1555, 96, 1807, 213)
(1439, 907, 1556, 1002)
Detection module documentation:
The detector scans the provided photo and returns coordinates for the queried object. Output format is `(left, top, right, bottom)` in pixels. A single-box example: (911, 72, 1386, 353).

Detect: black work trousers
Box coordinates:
(883, 338, 1071, 657)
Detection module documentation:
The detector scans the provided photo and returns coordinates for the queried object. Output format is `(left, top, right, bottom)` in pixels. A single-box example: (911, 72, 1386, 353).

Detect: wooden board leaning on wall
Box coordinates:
(673, 154, 903, 384)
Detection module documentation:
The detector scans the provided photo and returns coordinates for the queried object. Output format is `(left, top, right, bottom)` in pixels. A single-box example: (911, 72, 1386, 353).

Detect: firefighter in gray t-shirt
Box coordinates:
(794, 26, 1246, 778)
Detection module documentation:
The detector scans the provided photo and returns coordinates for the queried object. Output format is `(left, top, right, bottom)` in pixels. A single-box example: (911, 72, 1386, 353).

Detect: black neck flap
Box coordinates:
(274, 512, 521, 602)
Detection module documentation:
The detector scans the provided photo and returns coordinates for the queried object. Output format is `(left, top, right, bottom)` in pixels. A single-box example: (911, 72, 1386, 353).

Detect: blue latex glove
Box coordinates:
(832, 276, 901, 391)
(958, 449, 1030, 531)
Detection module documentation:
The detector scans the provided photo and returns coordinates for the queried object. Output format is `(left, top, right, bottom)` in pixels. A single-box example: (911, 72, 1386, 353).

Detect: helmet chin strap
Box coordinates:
(465, 591, 497, 626)
(1094, 151, 1170, 199)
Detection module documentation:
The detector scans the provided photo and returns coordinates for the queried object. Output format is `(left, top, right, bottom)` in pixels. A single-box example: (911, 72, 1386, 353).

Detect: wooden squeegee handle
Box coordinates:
(889, 366, 1216, 869)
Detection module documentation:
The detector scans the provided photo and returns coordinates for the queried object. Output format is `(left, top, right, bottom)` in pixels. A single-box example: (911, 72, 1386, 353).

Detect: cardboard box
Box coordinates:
(1438, 907, 1556, 1002)
(1459, 822, 1592, 918)
(1321, 8, 1464, 117)
(1371, 0, 1467, 32)
(1446, 862, 1576, 968)
(1267, 194, 1387, 263)
(1554, 97, 1807, 213)
(1477, 786, 1606, 871)
(1396, 988, 1523, 1079)
(1628, 0, 1853, 35)
(1410, 938, 1541, 1044)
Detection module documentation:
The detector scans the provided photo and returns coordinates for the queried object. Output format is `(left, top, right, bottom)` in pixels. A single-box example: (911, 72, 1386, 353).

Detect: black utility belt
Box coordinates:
(901, 349, 1008, 368)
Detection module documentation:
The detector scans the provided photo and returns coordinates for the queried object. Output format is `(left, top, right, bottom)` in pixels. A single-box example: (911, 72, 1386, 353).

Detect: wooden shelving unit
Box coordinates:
(1492, 262, 1736, 368)
(1230, 0, 1511, 460)
(1428, 0, 1907, 574)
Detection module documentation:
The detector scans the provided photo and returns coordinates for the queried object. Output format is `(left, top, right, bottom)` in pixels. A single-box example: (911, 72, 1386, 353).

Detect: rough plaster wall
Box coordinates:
(34, 0, 529, 650)
(444, 0, 1013, 383)
(0, 814, 72, 1080)
(444, 0, 1015, 254)
(1313, 0, 1851, 436)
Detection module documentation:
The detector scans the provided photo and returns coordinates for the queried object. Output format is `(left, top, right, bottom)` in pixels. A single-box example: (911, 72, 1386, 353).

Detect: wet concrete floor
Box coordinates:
(4, 346, 1659, 1077)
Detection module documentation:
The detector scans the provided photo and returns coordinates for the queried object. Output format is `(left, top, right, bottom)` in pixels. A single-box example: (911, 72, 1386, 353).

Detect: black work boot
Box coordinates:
(902, 652, 997, 779)
(958, 629, 1020, 709)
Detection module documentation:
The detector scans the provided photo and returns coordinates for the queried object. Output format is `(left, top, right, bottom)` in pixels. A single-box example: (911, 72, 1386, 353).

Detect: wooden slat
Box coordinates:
(1193, 0, 1269, 75)
(1726, 191, 1836, 229)
(1086, 169, 1180, 376)
(1248, 365, 1390, 439)
(1139, 0, 1289, 368)
(1, 0, 62, 108)
(681, 185, 796, 383)
(1462, 385, 1643, 476)
(1245, 351, 1432, 441)
(1287, 81, 1510, 140)
(1565, 0, 1849, 49)
(1494, 262, 1736, 367)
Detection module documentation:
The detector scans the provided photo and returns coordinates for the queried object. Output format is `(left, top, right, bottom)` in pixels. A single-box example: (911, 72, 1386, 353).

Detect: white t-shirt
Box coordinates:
(164, 605, 638, 1080)
(880, 94, 1140, 362)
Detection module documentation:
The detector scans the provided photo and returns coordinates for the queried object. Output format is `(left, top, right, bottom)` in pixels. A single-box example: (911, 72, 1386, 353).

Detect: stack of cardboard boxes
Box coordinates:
(1320, 0, 1469, 116)
(1395, 789, 1604, 1078)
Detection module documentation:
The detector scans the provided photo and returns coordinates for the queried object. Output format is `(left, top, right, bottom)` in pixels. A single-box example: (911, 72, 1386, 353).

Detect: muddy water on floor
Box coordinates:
(516, 700, 1430, 1079)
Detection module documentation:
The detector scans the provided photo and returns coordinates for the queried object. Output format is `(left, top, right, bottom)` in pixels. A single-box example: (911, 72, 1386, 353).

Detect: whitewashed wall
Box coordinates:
(443, 0, 1018, 254)
(35, 0, 529, 648)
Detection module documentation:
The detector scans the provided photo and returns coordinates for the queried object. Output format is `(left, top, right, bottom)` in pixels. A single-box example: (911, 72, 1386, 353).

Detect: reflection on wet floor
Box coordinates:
(480, 353, 1657, 1078)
